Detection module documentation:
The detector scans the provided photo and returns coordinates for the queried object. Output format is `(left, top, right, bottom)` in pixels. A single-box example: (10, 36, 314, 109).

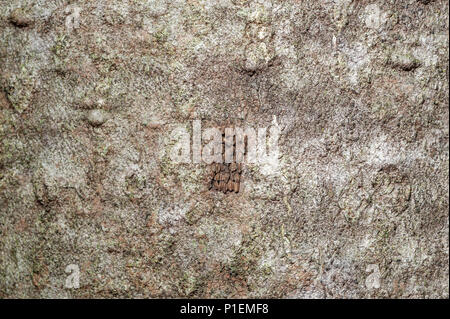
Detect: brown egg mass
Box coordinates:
(209, 129, 243, 193)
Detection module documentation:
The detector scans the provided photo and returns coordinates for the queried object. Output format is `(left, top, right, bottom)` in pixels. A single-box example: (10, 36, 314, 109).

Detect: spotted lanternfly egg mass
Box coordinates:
(209, 128, 242, 193)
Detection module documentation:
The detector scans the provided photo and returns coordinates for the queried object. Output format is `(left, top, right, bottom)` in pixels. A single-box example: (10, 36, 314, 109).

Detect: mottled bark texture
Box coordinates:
(0, 0, 448, 298)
